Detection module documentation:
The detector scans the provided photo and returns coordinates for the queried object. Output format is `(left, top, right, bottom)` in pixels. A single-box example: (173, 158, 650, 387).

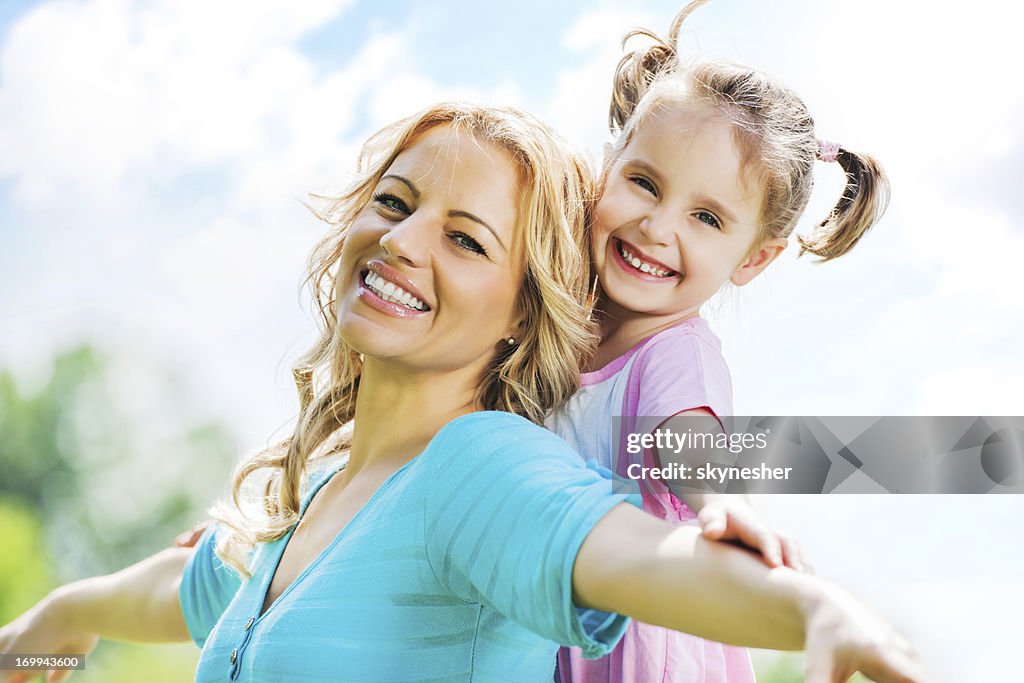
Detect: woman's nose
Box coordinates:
(379, 213, 433, 267)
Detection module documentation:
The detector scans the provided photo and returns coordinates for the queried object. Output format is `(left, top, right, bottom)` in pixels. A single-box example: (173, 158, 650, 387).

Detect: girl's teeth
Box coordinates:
(619, 243, 672, 278)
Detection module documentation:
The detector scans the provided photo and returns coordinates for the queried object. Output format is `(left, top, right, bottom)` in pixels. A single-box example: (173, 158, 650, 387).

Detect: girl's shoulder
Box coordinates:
(643, 316, 723, 355)
(630, 317, 733, 419)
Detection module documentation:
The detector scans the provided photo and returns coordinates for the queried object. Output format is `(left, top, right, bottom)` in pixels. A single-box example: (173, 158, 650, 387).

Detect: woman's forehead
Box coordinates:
(385, 125, 525, 252)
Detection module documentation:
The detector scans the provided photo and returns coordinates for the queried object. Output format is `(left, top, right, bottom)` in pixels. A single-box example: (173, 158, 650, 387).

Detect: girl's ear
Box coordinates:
(731, 237, 787, 286)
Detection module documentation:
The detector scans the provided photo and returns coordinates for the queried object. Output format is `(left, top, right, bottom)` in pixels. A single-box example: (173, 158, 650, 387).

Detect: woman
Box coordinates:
(0, 103, 924, 683)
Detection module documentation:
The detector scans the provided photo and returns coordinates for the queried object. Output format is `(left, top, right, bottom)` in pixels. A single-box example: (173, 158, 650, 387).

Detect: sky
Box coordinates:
(1, 1, 1022, 680)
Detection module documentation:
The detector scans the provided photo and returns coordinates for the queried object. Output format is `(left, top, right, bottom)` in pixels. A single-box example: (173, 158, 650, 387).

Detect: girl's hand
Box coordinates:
(0, 591, 99, 683)
(697, 496, 810, 572)
(174, 520, 213, 549)
(803, 587, 927, 683)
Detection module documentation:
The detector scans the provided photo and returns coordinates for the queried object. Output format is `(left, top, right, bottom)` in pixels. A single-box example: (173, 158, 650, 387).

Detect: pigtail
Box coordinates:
(798, 147, 890, 262)
(609, 0, 710, 135)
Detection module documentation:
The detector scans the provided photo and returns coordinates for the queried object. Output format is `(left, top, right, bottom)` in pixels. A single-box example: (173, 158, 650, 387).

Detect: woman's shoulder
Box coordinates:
(433, 410, 560, 446)
(424, 411, 577, 469)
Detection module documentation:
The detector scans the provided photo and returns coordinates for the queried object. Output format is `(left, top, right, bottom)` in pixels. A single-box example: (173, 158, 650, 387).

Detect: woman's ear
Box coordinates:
(731, 237, 787, 286)
(502, 314, 527, 346)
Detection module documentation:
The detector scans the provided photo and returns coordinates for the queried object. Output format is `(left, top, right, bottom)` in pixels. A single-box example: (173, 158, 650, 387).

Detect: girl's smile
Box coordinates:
(592, 104, 779, 324)
(611, 237, 681, 281)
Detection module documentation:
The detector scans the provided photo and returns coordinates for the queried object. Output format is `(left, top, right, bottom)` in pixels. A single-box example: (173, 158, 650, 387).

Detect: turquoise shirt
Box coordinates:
(180, 411, 639, 682)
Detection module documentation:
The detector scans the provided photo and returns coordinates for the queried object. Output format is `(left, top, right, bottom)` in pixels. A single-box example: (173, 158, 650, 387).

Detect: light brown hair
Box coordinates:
(609, 0, 890, 262)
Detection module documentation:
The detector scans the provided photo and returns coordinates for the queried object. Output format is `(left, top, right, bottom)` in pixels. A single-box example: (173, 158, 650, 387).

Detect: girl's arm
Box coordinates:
(655, 409, 808, 570)
(573, 503, 925, 682)
(0, 547, 192, 683)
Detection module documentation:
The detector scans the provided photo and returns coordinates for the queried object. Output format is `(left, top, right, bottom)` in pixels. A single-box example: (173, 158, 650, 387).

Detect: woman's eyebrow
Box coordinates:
(381, 174, 420, 198)
(449, 210, 506, 251)
(381, 173, 506, 251)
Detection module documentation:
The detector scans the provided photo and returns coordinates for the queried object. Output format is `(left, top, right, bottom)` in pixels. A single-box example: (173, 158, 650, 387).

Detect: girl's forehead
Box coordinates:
(620, 105, 764, 221)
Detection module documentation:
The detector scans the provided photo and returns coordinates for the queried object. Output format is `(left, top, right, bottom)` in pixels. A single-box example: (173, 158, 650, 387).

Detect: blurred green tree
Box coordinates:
(0, 344, 243, 680)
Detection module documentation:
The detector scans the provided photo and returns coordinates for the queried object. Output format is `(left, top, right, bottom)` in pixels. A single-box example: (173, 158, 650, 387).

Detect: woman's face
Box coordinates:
(335, 124, 525, 377)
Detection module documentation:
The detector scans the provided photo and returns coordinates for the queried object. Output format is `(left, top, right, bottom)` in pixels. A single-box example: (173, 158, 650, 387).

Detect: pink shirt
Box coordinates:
(546, 317, 755, 683)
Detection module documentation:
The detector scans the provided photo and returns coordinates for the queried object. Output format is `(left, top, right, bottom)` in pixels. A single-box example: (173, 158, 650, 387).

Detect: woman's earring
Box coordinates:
(505, 337, 516, 346)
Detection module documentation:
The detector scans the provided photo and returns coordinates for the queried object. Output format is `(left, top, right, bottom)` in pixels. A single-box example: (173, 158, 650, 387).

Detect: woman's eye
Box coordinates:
(450, 232, 488, 257)
(629, 175, 658, 197)
(695, 210, 722, 230)
(373, 193, 410, 215)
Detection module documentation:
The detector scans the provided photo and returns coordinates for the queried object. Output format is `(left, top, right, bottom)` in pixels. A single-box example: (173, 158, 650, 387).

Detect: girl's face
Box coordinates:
(592, 105, 783, 321)
(335, 124, 525, 376)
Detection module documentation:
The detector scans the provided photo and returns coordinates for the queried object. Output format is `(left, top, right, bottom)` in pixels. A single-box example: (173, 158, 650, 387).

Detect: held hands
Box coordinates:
(0, 590, 98, 683)
(696, 495, 811, 572)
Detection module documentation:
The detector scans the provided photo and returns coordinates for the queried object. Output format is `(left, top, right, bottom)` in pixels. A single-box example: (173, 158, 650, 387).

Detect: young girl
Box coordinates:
(549, 2, 890, 682)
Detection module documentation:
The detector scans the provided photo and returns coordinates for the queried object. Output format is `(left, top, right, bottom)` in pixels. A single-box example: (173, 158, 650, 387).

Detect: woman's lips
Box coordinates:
(356, 260, 432, 318)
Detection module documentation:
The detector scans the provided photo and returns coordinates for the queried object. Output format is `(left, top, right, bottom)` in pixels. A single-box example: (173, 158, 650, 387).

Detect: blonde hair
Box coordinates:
(210, 103, 598, 577)
(609, 0, 890, 262)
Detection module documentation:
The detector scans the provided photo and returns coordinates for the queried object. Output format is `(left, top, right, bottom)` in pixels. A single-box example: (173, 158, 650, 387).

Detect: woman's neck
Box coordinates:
(591, 294, 700, 371)
(346, 360, 480, 475)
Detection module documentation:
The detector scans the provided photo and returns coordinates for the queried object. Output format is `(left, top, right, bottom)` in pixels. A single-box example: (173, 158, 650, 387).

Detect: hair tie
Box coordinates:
(817, 139, 841, 163)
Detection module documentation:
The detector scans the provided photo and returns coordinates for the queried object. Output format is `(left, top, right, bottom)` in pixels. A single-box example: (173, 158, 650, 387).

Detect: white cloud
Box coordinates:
(0, 0, 356, 204)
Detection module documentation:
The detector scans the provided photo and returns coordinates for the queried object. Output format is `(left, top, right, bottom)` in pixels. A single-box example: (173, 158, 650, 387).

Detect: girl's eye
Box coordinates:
(450, 232, 489, 257)
(372, 193, 410, 215)
(629, 175, 658, 197)
(695, 210, 722, 230)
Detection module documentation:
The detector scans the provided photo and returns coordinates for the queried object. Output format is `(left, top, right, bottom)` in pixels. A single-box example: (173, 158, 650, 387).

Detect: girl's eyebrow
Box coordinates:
(625, 160, 740, 224)
(694, 194, 739, 224)
(624, 158, 664, 183)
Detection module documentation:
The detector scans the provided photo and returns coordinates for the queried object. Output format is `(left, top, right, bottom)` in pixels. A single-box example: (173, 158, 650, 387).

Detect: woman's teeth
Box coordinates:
(364, 271, 428, 311)
(618, 242, 673, 277)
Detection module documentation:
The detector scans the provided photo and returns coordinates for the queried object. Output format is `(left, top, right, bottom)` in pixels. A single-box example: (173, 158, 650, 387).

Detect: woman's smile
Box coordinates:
(335, 123, 524, 373)
(358, 260, 432, 317)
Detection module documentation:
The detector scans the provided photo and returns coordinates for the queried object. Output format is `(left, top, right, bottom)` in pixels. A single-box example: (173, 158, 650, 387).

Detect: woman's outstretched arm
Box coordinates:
(574, 503, 925, 683)
(0, 547, 192, 683)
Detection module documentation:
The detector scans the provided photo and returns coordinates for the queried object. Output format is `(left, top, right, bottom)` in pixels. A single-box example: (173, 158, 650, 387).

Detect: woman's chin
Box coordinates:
(337, 315, 417, 359)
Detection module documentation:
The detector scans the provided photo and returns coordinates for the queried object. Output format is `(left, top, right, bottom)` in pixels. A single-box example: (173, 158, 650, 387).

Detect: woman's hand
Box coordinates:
(2, 547, 192, 683)
(697, 496, 811, 572)
(803, 586, 927, 683)
(0, 590, 99, 683)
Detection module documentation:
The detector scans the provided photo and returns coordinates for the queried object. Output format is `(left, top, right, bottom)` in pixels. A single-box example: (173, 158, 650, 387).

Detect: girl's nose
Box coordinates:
(637, 213, 674, 246)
